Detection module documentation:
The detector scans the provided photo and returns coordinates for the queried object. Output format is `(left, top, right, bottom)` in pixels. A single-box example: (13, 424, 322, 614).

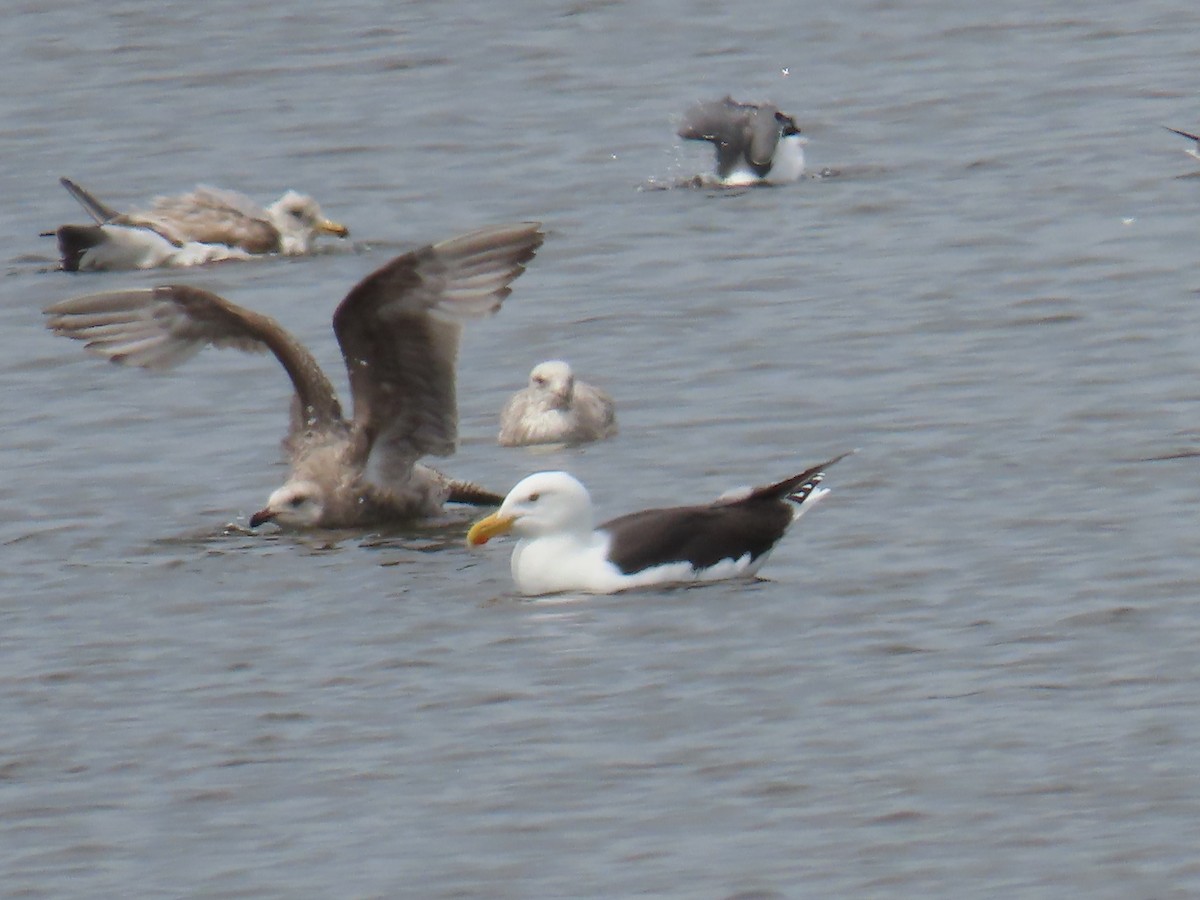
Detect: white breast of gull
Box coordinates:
(44, 221, 545, 528)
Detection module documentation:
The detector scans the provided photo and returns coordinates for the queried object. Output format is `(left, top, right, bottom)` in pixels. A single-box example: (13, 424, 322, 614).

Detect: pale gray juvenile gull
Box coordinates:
(51, 177, 349, 271)
(497, 360, 617, 447)
(677, 96, 806, 186)
(1163, 126, 1200, 162)
(44, 221, 545, 528)
(467, 452, 851, 595)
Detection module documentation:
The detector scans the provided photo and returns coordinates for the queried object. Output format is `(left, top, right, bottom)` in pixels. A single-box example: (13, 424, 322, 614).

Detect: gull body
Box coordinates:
(51, 177, 349, 271)
(677, 96, 806, 186)
(45, 222, 545, 528)
(468, 453, 850, 596)
(498, 360, 617, 447)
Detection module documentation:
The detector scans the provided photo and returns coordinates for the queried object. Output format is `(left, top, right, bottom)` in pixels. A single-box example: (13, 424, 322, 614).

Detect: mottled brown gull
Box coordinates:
(467, 452, 851, 596)
(677, 96, 806, 186)
(51, 177, 349, 271)
(497, 360, 617, 447)
(44, 221, 545, 528)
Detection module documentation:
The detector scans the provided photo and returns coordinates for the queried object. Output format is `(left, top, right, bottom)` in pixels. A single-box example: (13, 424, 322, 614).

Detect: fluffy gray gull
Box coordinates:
(677, 96, 806, 185)
(44, 221, 545, 528)
(1163, 126, 1200, 162)
(467, 452, 850, 595)
(498, 360, 617, 447)
(51, 177, 349, 271)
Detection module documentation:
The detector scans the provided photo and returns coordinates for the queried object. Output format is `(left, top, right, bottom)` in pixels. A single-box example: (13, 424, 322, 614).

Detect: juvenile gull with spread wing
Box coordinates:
(51, 177, 349, 271)
(498, 360, 617, 447)
(44, 222, 545, 528)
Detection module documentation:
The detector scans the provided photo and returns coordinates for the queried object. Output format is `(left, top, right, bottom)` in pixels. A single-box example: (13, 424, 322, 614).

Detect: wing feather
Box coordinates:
(332, 222, 544, 475)
(44, 286, 345, 433)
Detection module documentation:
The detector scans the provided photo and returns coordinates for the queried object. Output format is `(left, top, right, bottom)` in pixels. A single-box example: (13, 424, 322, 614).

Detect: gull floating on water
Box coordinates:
(45, 222, 545, 528)
(50, 177, 349, 271)
(467, 452, 850, 595)
(677, 96, 806, 186)
(498, 360, 617, 447)
(1163, 126, 1200, 162)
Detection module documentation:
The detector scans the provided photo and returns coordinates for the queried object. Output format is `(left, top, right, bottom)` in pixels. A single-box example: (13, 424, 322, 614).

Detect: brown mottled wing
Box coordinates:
(122, 186, 281, 252)
(332, 222, 544, 476)
(43, 286, 345, 434)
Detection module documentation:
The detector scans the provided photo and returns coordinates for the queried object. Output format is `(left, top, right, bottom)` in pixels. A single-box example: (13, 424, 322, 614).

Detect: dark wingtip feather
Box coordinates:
(751, 449, 857, 505)
(59, 177, 121, 224)
(1163, 125, 1200, 142)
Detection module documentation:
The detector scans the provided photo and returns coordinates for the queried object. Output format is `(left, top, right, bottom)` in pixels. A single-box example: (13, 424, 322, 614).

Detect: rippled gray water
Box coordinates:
(5, 1, 1200, 897)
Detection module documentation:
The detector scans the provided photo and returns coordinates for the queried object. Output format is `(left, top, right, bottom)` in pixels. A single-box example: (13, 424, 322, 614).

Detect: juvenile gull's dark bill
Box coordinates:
(467, 452, 851, 596)
(44, 222, 545, 528)
(498, 359, 617, 447)
(50, 177, 349, 271)
(677, 96, 807, 186)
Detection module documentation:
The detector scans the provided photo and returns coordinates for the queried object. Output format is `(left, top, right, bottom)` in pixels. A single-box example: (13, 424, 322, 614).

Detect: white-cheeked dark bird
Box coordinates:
(677, 96, 806, 186)
(467, 452, 851, 596)
(1163, 126, 1200, 162)
(498, 360, 617, 447)
(51, 177, 349, 271)
(44, 222, 545, 528)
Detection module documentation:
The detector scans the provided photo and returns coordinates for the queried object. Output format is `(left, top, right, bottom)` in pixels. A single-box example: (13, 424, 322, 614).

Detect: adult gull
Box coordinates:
(51, 177, 349, 271)
(677, 96, 806, 186)
(498, 360, 617, 447)
(467, 452, 850, 595)
(44, 221, 545, 528)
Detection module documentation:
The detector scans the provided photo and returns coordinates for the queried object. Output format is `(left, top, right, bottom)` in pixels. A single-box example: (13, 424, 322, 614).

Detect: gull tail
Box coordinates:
(60, 177, 121, 224)
(753, 450, 856, 506)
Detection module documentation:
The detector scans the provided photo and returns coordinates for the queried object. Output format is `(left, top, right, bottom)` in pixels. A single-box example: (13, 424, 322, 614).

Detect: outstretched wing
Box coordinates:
(43, 286, 344, 433)
(332, 222, 544, 476)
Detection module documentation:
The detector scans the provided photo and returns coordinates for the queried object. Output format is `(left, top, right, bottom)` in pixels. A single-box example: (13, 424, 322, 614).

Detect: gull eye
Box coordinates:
(527, 492, 540, 502)
(532, 376, 546, 386)
(289, 496, 305, 508)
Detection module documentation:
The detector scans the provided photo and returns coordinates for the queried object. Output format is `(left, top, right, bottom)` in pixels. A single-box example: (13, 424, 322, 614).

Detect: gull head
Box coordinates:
(250, 478, 327, 529)
(467, 471, 594, 546)
(773, 110, 801, 138)
(528, 360, 575, 408)
(267, 191, 349, 252)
